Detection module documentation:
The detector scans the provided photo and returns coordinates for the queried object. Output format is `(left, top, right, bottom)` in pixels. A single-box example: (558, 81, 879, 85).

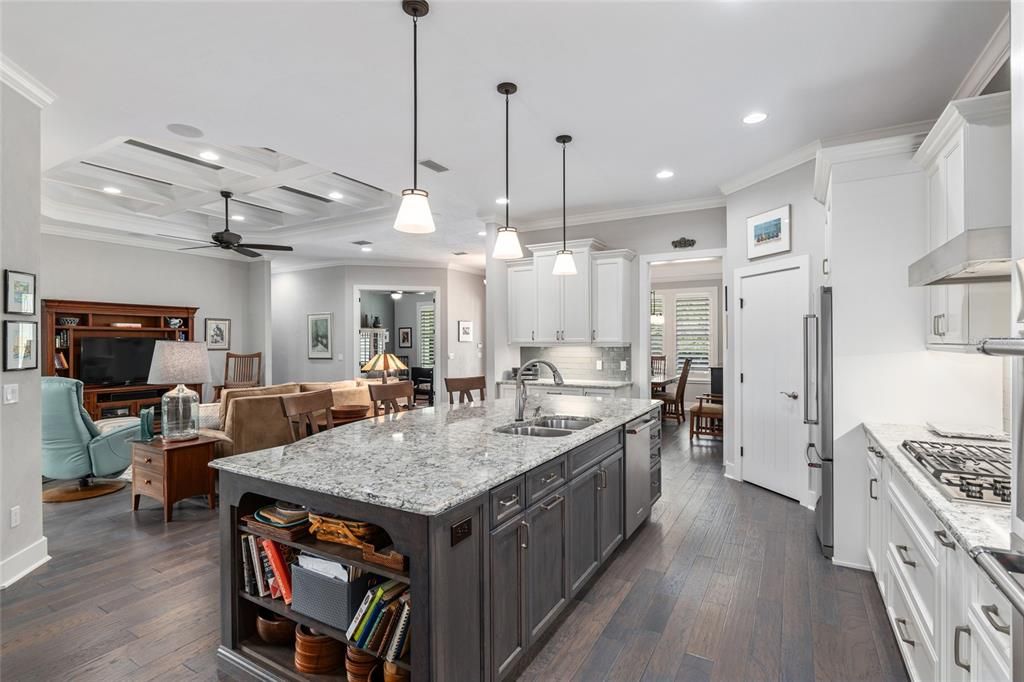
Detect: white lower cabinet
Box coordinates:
(864, 433, 1010, 682)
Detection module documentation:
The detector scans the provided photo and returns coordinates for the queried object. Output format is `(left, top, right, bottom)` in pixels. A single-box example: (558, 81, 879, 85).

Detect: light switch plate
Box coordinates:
(595, 360, 603, 370)
(2, 384, 18, 404)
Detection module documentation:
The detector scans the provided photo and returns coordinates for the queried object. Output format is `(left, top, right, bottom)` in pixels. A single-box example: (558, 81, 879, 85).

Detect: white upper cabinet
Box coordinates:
(533, 253, 562, 343)
(560, 251, 592, 343)
(507, 259, 537, 344)
(591, 251, 635, 344)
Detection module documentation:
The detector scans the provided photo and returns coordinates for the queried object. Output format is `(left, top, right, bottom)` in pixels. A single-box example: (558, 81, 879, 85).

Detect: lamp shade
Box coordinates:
(552, 250, 577, 276)
(147, 341, 212, 385)
(394, 189, 436, 234)
(492, 226, 523, 260)
(361, 353, 409, 373)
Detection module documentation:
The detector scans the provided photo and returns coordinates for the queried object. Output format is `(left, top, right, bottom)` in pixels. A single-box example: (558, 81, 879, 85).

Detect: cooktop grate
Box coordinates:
(901, 439, 1012, 505)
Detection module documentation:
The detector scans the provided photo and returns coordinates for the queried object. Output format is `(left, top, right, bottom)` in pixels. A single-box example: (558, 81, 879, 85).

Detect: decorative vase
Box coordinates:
(361, 313, 370, 328)
(139, 407, 155, 441)
(372, 316, 382, 328)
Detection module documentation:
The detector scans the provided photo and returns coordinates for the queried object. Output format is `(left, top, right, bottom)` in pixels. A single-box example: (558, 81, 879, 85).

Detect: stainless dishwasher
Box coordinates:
(625, 411, 659, 538)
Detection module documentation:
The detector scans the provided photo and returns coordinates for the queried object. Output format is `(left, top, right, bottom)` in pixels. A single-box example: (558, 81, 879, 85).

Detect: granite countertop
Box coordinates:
(862, 423, 1012, 553)
(212, 396, 661, 516)
(497, 378, 633, 388)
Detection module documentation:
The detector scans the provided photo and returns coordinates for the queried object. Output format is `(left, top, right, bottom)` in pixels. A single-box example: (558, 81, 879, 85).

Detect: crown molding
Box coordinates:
(812, 120, 933, 203)
(913, 91, 1010, 169)
(523, 238, 608, 256)
(41, 223, 256, 264)
(515, 196, 725, 232)
(718, 141, 819, 196)
(271, 257, 484, 276)
(0, 55, 55, 108)
(953, 12, 1009, 99)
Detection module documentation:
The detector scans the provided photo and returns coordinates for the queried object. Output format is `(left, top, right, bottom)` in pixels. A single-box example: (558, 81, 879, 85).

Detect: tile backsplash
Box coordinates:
(518, 346, 631, 381)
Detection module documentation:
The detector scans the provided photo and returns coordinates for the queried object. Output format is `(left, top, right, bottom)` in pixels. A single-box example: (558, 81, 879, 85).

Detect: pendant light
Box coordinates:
(394, 0, 435, 234)
(650, 290, 665, 325)
(492, 82, 524, 260)
(551, 134, 577, 276)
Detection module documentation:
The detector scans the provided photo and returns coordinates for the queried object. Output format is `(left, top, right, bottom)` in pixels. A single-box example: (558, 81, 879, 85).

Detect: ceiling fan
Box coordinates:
(159, 190, 295, 258)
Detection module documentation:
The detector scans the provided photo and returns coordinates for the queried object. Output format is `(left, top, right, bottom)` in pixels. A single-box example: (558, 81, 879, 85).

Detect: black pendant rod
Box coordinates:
(561, 141, 566, 249)
(505, 92, 510, 228)
(412, 15, 419, 190)
(222, 190, 232, 232)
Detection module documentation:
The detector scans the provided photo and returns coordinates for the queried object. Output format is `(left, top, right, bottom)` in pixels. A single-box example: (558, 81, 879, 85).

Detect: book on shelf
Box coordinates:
(54, 351, 69, 370)
(261, 539, 294, 605)
(247, 535, 269, 597)
(385, 596, 412, 663)
(110, 322, 142, 328)
(240, 534, 257, 596)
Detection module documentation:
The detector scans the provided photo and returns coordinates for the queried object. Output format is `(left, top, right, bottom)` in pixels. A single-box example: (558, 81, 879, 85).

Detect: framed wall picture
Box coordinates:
(458, 320, 473, 343)
(746, 204, 791, 260)
(398, 326, 413, 348)
(308, 313, 333, 359)
(4, 270, 36, 315)
(4, 321, 38, 371)
(205, 318, 231, 350)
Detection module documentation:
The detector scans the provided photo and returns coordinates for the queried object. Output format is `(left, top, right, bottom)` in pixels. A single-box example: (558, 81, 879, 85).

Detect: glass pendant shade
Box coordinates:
(394, 189, 435, 234)
(552, 250, 577, 276)
(493, 226, 523, 260)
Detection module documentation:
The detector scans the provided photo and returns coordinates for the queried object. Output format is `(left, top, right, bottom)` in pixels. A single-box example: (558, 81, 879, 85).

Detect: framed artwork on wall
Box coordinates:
(746, 204, 791, 260)
(458, 320, 474, 343)
(4, 269, 36, 315)
(308, 313, 333, 359)
(205, 318, 231, 350)
(4, 320, 38, 371)
(398, 326, 413, 348)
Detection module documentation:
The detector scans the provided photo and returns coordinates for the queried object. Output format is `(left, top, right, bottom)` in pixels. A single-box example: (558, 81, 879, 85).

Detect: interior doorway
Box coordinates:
(355, 288, 437, 404)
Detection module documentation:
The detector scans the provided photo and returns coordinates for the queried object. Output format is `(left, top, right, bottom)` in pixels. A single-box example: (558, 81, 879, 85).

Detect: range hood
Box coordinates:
(908, 225, 1011, 286)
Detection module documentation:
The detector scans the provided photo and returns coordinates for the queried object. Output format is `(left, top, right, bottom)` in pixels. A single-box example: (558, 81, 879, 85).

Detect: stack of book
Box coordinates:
(346, 580, 411, 663)
(240, 534, 296, 604)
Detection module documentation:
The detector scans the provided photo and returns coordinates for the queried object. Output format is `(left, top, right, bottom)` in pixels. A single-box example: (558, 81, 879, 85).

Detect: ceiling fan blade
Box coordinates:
(232, 246, 262, 258)
(236, 243, 294, 252)
(157, 233, 211, 244)
(179, 245, 217, 251)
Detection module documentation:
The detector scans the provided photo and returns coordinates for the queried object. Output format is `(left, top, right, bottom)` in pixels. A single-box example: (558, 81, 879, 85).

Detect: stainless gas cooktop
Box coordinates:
(901, 439, 1012, 506)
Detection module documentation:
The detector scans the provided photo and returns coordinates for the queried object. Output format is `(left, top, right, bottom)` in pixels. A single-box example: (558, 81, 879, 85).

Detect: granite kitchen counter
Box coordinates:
(211, 395, 660, 516)
(863, 422, 1012, 553)
(497, 378, 633, 388)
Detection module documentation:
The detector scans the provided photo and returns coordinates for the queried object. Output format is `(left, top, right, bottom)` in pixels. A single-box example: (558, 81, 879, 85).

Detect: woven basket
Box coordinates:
(309, 513, 387, 548)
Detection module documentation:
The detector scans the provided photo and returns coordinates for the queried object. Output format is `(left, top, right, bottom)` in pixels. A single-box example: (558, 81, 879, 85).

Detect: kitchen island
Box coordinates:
(211, 395, 661, 681)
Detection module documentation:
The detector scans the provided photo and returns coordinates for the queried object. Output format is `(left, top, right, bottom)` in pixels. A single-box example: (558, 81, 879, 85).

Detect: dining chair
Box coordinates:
(369, 380, 415, 416)
(650, 355, 667, 377)
(445, 376, 486, 404)
(280, 389, 334, 442)
(653, 358, 692, 424)
(214, 352, 262, 401)
(690, 392, 724, 441)
(411, 367, 434, 406)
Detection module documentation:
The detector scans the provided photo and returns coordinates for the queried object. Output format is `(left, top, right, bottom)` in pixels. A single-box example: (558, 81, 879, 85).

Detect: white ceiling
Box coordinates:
(2, 1, 1008, 270)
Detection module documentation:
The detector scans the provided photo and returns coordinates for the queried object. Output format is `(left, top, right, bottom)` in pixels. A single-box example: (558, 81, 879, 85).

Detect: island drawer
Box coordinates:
(491, 477, 525, 527)
(568, 428, 623, 478)
(525, 455, 567, 506)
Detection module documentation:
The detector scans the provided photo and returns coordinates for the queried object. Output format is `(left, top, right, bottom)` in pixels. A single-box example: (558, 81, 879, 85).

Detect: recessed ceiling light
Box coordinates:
(496, 197, 509, 205)
(102, 186, 122, 194)
(199, 150, 220, 161)
(361, 246, 373, 252)
(478, 230, 487, 237)
(743, 111, 768, 125)
(231, 215, 245, 222)
(328, 191, 344, 200)
(390, 291, 403, 300)
(656, 170, 674, 180)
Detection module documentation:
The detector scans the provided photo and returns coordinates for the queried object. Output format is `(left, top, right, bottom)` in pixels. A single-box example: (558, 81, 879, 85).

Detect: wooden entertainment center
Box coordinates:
(42, 300, 201, 425)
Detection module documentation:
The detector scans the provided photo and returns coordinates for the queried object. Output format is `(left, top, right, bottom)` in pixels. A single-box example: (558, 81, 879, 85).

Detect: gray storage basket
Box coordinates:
(290, 563, 378, 632)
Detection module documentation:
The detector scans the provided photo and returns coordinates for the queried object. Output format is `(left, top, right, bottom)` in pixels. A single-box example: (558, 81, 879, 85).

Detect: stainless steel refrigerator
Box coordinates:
(806, 285, 833, 559)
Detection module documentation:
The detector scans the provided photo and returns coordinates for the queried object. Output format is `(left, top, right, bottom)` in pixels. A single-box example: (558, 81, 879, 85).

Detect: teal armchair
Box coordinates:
(42, 378, 140, 495)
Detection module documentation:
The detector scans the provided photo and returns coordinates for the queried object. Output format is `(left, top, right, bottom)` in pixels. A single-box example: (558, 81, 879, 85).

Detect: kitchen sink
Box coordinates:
(532, 416, 601, 431)
(494, 424, 573, 437)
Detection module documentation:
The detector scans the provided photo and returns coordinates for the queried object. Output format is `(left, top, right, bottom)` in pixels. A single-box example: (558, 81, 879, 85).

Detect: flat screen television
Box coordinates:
(79, 337, 156, 386)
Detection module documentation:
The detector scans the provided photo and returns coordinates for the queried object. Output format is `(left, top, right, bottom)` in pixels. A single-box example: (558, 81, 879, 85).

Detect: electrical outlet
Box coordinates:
(620, 360, 628, 371)
(336, 353, 344, 361)
(595, 360, 603, 370)
(2, 384, 18, 404)
(10, 506, 20, 528)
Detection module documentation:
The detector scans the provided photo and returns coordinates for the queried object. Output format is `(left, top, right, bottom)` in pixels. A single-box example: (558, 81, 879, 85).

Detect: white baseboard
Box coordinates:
(831, 557, 871, 572)
(723, 462, 740, 481)
(0, 536, 49, 589)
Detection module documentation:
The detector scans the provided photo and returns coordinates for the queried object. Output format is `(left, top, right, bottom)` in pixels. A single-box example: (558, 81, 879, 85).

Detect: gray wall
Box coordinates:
(446, 269, 485, 379)
(394, 296, 420, 366)
(519, 346, 630, 382)
(359, 291, 396, 352)
(39, 234, 264, 399)
(1, 83, 47, 587)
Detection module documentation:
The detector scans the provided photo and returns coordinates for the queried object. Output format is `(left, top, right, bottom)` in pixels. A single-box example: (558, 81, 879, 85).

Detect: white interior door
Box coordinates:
(740, 264, 807, 501)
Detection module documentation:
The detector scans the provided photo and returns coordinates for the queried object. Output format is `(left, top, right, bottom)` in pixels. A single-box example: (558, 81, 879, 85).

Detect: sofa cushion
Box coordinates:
(220, 383, 300, 427)
(300, 380, 359, 392)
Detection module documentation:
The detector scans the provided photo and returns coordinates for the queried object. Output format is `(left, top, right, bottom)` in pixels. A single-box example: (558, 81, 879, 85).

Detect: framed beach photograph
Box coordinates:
(398, 326, 413, 348)
(458, 320, 474, 343)
(4, 321, 38, 371)
(308, 313, 333, 359)
(205, 318, 231, 350)
(746, 204, 791, 260)
(4, 269, 36, 315)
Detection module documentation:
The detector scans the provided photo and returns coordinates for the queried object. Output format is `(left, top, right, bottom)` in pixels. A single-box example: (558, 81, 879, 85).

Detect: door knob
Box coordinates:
(780, 391, 799, 400)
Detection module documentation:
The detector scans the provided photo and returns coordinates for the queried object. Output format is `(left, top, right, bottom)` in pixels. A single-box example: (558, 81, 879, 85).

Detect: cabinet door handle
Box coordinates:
(144, 479, 152, 485)
(531, 330, 535, 341)
(934, 529, 956, 550)
(592, 329, 596, 341)
(981, 604, 1010, 635)
(939, 313, 946, 337)
(499, 493, 519, 508)
(895, 544, 916, 568)
(520, 520, 530, 549)
(540, 494, 564, 511)
(869, 478, 878, 500)
(822, 258, 829, 275)
(540, 471, 559, 485)
(867, 445, 884, 459)
(954, 625, 971, 671)
(894, 618, 915, 647)
(597, 467, 608, 490)
(932, 315, 938, 336)
(144, 457, 152, 464)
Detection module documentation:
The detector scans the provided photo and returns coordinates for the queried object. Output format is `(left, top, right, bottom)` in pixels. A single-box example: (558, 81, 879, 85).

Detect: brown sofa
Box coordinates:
(201, 380, 374, 457)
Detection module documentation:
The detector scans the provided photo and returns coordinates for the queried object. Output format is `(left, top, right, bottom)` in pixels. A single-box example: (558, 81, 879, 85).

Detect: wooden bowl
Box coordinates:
(294, 624, 344, 674)
(384, 661, 410, 682)
(255, 610, 295, 646)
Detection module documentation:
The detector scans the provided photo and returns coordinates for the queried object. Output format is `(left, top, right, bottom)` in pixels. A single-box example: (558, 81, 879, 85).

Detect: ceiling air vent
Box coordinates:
(279, 186, 333, 203)
(352, 240, 373, 246)
(123, 139, 223, 170)
(419, 159, 449, 173)
(452, 251, 468, 256)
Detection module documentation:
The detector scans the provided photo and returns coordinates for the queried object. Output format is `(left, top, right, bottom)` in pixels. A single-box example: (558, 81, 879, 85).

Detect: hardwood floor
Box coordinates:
(0, 423, 907, 681)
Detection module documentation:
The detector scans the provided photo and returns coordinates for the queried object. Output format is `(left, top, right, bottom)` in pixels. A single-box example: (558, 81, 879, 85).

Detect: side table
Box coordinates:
(131, 435, 218, 522)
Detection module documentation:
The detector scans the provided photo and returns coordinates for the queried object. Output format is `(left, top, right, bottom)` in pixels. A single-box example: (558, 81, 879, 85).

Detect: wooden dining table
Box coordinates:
(650, 373, 681, 394)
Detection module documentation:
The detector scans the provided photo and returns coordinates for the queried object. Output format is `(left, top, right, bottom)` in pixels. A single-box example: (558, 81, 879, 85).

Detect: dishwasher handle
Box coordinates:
(626, 419, 658, 435)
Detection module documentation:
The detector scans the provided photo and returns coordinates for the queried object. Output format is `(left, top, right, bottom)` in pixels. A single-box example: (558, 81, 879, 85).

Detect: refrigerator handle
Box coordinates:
(803, 314, 819, 425)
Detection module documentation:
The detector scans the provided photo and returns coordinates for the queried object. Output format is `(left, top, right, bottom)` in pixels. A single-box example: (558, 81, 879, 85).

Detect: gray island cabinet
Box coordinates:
(211, 396, 661, 681)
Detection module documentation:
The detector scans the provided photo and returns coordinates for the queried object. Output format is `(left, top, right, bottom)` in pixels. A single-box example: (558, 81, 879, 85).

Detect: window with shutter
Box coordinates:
(650, 294, 665, 356)
(418, 303, 435, 368)
(674, 294, 712, 373)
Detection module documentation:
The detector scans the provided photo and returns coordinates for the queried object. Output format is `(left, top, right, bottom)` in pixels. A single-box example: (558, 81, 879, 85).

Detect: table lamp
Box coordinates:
(147, 341, 212, 441)
(362, 353, 408, 384)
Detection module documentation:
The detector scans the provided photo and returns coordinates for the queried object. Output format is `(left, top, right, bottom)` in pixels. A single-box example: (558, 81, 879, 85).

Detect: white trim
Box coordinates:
(523, 238, 607, 255)
(831, 557, 871, 572)
(0, 536, 49, 589)
(513, 196, 726, 232)
(273, 258, 483, 275)
(953, 12, 1010, 100)
(0, 55, 55, 108)
(913, 91, 1011, 168)
(718, 141, 819, 196)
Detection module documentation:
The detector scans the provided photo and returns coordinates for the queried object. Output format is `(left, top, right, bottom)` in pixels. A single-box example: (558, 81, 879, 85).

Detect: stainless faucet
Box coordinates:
(515, 359, 564, 421)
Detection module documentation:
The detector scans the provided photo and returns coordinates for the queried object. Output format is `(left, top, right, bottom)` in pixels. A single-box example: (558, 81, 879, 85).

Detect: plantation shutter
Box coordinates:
(650, 294, 665, 356)
(674, 294, 712, 373)
(419, 304, 435, 368)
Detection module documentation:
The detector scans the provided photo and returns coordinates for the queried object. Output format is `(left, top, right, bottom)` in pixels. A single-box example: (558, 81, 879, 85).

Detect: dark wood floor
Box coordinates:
(1, 423, 907, 681)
